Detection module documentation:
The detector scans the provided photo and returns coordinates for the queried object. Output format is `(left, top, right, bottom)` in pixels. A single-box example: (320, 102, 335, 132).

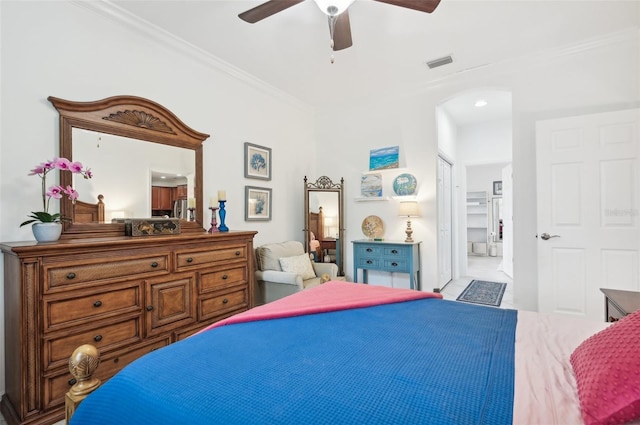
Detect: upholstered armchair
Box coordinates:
(255, 241, 339, 304)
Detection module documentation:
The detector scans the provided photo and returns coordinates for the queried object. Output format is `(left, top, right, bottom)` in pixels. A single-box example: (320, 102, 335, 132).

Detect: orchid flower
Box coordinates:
(20, 157, 93, 227)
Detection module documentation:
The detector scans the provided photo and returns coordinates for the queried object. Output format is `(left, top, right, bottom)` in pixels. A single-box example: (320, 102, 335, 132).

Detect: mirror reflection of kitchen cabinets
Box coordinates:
(176, 185, 188, 200)
(152, 186, 173, 211)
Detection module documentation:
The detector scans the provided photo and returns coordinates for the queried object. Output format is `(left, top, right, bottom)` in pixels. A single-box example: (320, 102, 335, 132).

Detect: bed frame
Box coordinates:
(73, 194, 105, 223)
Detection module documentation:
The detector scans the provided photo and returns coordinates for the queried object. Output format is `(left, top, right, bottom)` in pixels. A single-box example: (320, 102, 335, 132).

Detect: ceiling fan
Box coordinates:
(238, 0, 441, 52)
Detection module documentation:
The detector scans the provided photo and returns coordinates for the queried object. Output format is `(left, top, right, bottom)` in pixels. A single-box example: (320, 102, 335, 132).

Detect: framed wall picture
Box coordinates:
(369, 146, 399, 171)
(493, 181, 503, 196)
(244, 142, 272, 180)
(245, 186, 272, 221)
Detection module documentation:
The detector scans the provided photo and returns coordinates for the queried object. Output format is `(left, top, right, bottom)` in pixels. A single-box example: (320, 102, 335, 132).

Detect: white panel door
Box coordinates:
(536, 109, 640, 321)
(437, 156, 453, 288)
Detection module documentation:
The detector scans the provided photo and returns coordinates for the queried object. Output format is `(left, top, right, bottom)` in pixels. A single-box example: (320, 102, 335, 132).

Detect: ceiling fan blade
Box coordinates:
(373, 0, 441, 13)
(332, 10, 353, 51)
(238, 0, 305, 23)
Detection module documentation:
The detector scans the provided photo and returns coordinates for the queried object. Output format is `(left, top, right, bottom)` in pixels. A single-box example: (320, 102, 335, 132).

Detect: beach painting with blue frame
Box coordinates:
(369, 146, 399, 171)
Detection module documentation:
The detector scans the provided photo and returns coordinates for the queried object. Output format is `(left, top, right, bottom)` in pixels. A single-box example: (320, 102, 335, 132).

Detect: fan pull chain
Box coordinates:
(328, 15, 336, 64)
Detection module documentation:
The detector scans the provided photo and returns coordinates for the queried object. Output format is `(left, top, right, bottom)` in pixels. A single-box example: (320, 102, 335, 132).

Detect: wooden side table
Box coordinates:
(352, 240, 421, 290)
(600, 288, 640, 322)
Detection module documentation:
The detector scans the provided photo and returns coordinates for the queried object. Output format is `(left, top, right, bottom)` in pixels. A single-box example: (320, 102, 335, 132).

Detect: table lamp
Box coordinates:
(398, 201, 420, 243)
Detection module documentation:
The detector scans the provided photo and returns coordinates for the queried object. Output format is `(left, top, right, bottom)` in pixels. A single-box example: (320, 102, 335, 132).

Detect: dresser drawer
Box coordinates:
(382, 258, 410, 273)
(43, 315, 142, 371)
(43, 283, 142, 332)
(199, 266, 248, 294)
(355, 256, 381, 268)
(43, 336, 170, 410)
(199, 287, 249, 322)
(175, 245, 247, 270)
(382, 245, 411, 258)
(355, 244, 383, 257)
(44, 254, 169, 291)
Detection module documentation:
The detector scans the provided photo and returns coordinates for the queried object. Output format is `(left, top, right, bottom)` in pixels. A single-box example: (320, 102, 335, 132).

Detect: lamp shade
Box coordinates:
(313, 0, 354, 16)
(399, 201, 420, 217)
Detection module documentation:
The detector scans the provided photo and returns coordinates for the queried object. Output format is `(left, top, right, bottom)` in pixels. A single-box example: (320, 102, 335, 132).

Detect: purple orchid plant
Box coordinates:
(20, 157, 93, 227)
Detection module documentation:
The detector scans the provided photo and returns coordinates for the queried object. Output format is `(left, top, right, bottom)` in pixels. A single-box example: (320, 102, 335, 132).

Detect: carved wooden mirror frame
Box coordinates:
(48, 95, 209, 239)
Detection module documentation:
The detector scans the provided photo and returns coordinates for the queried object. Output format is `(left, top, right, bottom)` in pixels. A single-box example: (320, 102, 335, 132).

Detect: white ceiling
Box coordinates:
(109, 0, 638, 123)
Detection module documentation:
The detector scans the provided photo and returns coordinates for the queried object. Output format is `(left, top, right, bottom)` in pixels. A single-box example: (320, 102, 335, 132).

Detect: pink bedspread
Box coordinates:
(199, 281, 442, 333)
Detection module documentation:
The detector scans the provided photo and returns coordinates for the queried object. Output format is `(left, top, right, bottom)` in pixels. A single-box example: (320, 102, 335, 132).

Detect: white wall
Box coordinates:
(458, 119, 513, 164)
(436, 108, 457, 161)
(316, 29, 640, 306)
(0, 1, 316, 394)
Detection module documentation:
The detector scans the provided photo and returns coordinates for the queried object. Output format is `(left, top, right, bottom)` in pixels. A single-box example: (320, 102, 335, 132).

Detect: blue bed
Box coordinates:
(70, 282, 517, 425)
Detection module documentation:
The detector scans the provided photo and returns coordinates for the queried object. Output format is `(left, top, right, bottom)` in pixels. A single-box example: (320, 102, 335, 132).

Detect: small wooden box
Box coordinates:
(125, 218, 181, 236)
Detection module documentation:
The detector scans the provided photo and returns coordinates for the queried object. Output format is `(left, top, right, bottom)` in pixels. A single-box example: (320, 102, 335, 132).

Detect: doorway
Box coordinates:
(436, 88, 513, 292)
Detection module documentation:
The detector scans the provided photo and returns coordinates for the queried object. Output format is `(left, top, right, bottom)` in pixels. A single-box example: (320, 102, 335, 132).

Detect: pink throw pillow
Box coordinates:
(570, 309, 640, 425)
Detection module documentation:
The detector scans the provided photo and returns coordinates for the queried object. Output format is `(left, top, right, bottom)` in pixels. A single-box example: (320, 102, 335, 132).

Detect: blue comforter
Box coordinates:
(71, 298, 517, 424)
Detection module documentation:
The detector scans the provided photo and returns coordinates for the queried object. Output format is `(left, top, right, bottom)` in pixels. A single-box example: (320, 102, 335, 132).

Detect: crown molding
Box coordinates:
(71, 0, 314, 114)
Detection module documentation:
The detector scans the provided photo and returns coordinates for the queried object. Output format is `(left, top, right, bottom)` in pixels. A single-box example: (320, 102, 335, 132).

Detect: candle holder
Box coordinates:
(188, 208, 195, 222)
(208, 207, 219, 233)
(218, 201, 229, 232)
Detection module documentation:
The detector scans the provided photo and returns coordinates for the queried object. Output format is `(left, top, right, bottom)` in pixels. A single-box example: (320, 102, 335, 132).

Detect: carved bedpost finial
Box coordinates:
(66, 344, 102, 424)
(68, 344, 101, 397)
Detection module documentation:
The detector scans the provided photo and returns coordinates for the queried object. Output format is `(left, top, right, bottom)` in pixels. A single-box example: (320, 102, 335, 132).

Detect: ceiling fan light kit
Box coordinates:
(313, 0, 355, 16)
(238, 0, 441, 60)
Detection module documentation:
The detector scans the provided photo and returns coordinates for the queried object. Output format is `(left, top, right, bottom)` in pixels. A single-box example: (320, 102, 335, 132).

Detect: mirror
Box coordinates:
(304, 176, 345, 276)
(492, 197, 503, 242)
(49, 95, 209, 239)
(72, 129, 196, 219)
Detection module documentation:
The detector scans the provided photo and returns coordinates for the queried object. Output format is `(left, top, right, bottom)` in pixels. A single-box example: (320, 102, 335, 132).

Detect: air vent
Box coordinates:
(426, 55, 453, 69)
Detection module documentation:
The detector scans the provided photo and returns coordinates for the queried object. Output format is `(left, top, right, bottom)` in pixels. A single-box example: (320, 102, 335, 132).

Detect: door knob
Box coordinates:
(540, 233, 560, 240)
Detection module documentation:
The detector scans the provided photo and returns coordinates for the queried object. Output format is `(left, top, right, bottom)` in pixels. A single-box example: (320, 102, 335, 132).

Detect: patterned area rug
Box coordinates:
(456, 280, 507, 307)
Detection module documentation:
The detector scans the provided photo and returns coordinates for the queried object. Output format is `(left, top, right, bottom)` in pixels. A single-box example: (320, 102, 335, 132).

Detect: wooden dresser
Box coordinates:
(1, 231, 256, 425)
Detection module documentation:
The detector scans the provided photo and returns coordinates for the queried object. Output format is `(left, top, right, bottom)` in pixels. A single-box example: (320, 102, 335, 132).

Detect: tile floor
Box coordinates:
(0, 255, 512, 425)
(440, 255, 514, 309)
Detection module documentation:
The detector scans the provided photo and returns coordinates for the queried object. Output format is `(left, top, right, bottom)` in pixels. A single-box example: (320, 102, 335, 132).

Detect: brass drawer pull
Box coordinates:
(391, 249, 398, 254)
(366, 248, 373, 253)
(222, 274, 228, 280)
(186, 257, 193, 263)
(146, 305, 154, 311)
(93, 335, 102, 342)
(222, 298, 229, 304)
(93, 300, 103, 308)
(113, 357, 120, 364)
(391, 262, 398, 267)
(68, 378, 77, 386)
(150, 262, 158, 268)
(66, 272, 76, 280)
(235, 251, 241, 256)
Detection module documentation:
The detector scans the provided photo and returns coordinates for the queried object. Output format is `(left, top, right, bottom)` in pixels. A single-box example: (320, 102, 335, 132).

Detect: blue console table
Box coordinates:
(352, 240, 422, 290)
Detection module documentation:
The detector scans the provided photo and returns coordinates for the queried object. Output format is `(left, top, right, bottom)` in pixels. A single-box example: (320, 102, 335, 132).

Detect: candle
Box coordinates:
(209, 196, 218, 207)
(218, 190, 227, 201)
(188, 198, 195, 208)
